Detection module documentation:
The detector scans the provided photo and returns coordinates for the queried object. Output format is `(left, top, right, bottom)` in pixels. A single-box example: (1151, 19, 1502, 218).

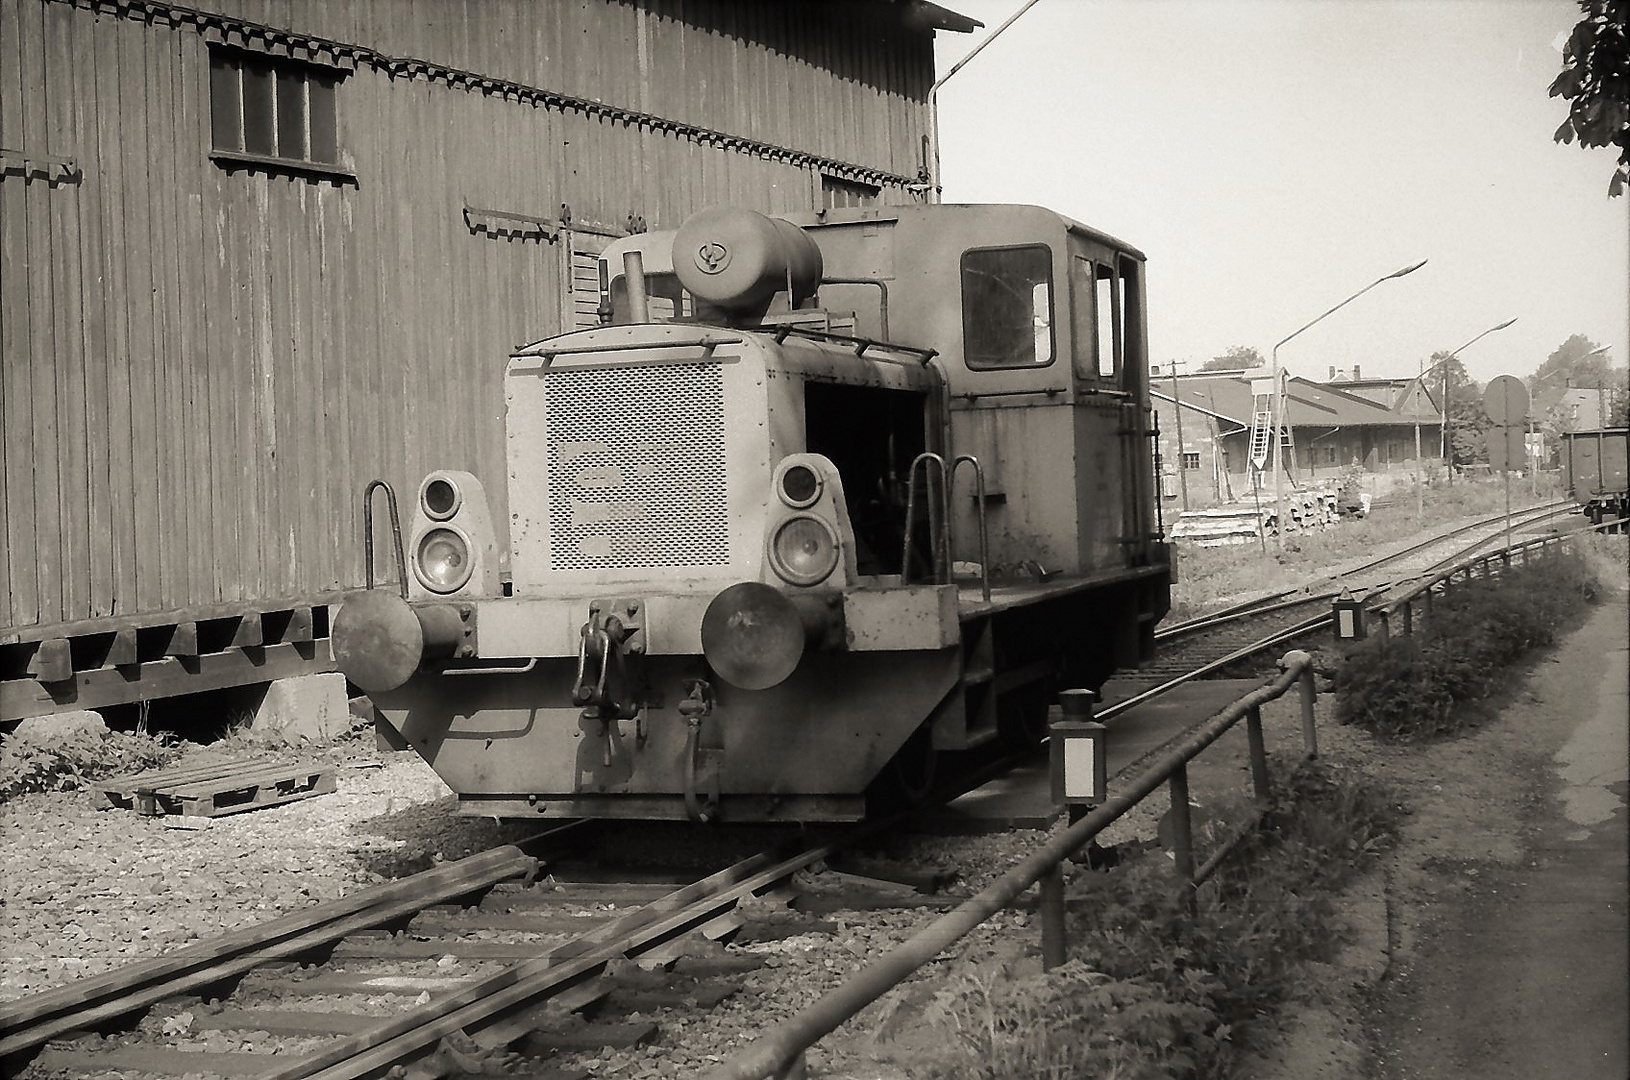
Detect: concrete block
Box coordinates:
(11, 709, 108, 745)
(252, 672, 349, 744)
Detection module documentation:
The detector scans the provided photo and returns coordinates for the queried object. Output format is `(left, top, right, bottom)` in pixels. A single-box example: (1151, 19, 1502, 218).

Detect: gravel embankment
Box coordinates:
(0, 684, 1341, 1077)
(0, 742, 533, 1003)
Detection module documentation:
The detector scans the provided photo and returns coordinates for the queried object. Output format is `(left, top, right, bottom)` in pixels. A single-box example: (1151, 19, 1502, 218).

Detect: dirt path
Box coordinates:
(1368, 594, 1628, 1079)
(1254, 588, 1629, 1079)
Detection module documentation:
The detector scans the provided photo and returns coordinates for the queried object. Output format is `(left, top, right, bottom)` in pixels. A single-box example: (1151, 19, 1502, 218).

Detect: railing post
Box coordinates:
(1279, 650, 1318, 759)
(1402, 600, 1413, 636)
(1245, 705, 1271, 806)
(1040, 863, 1067, 970)
(1168, 763, 1196, 912)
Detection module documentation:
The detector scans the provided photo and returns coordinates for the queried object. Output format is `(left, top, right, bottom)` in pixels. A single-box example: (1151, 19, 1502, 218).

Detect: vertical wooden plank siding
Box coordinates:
(22, 0, 66, 626)
(0, 0, 34, 627)
(1, 0, 935, 636)
(68, 8, 112, 616)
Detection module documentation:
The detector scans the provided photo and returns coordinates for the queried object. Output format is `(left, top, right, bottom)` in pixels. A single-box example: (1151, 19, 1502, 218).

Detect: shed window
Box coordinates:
(211, 50, 341, 169)
(961, 245, 1054, 369)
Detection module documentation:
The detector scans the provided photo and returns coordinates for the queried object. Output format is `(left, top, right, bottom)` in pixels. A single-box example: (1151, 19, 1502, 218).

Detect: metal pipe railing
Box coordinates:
(1365, 520, 1613, 640)
(702, 651, 1318, 1080)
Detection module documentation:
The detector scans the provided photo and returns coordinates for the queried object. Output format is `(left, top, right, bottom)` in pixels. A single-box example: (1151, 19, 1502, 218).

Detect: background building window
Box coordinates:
(1182, 451, 1200, 470)
(211, 49, 340, 167)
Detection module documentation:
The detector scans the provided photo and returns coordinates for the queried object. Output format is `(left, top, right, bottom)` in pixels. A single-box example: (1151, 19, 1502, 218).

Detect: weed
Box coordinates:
(909, 758, 1402, 1080)
(1170, 478, 1544, 622)
(0, 717, 180, 801)
(1334, 546, 1607, 741)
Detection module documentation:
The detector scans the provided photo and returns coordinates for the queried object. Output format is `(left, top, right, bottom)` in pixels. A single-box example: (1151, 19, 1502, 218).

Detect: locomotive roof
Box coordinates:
(793, 203, 1148, 262)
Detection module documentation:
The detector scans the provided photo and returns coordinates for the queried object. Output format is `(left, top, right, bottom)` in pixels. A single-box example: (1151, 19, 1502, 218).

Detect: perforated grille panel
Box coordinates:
(543, 364, 730, 570)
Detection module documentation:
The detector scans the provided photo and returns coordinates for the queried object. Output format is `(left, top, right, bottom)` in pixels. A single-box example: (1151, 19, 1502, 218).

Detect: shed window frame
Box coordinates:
(209, 47, 353, 180)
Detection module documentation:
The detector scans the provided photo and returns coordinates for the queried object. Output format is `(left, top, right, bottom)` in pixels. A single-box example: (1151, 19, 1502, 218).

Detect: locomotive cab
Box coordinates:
(333, 204, 1171, 822)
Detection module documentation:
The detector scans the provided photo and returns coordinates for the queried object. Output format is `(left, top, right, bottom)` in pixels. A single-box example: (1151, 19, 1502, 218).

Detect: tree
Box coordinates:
(1529, 333, 1616, 389)
(1528, 335, 1627, 436)
(1433, 353, 1492, 468)
(1551, 0, 1630, 196)
(1200, 345, 1264, 372)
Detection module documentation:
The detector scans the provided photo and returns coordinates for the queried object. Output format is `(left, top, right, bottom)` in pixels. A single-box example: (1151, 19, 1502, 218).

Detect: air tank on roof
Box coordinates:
(672, 207, 823, 312)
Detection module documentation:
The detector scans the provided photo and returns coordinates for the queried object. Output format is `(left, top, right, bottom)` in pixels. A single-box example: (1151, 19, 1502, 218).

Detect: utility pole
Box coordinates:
(1169, 359, 1189, 512)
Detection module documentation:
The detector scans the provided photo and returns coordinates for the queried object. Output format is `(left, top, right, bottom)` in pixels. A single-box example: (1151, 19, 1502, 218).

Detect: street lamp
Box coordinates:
(1419, 318, 1517, 511)
(1269, 258, 1428, 551)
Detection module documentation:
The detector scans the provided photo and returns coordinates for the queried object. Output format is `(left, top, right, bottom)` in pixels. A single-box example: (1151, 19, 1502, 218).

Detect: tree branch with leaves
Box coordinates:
(1551, 0, 1630, 196)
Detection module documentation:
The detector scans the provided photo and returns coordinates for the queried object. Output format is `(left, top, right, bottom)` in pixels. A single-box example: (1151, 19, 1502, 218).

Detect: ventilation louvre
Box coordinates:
(543, 364, 730, 570)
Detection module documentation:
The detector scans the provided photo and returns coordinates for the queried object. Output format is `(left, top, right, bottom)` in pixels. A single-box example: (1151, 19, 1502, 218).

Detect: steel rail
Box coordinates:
(0, 848, 543, 1061)
(701, 658, 1313, 1080)
(1158, 500, 1569, 640)
(263, 833, 857, 1080)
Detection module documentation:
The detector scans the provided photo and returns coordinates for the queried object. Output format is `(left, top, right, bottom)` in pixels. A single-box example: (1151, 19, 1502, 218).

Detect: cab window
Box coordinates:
(961, 245, 1054, 369)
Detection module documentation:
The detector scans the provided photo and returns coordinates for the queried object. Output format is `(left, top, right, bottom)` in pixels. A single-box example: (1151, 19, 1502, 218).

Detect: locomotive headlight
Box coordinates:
(415, 527, 474, 593)
(422, 476, 461, 520)
(778, 463, 822, 508)
(769, 515, 839, 586)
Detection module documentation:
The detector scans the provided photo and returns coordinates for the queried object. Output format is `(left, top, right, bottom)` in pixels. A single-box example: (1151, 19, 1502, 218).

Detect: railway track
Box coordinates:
(1103, 501, 1572, 708)
(2, 505, 1584, 1080)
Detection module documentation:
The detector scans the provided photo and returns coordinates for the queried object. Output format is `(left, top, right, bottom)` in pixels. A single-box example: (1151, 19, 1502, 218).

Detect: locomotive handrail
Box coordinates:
(900, 452, 950, 586)
(952, 454, 992, 603)
(768, 322, 938, 366)
(509, 335, 743, 363)
(362, 480, 408, 600)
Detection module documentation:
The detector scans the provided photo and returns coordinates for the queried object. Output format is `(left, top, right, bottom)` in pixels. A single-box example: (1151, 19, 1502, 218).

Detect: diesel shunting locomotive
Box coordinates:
(333, 203, 1172, 821)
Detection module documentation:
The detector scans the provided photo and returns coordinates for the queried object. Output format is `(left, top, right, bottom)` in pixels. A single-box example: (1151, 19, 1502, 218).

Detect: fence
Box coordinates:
(1368, 520, 1617, 639)
(701, 651, 1320, 1080)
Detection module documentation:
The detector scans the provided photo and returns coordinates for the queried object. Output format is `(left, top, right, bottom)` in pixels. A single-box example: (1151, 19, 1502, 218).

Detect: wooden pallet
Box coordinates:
(99, 758, 335, 817)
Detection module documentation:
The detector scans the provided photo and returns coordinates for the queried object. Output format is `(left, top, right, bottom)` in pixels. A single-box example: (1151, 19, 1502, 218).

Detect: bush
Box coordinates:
(913, 759, 1402, 1080)
(1334, 547, 1605, 741)
(0, 717, 180, 800)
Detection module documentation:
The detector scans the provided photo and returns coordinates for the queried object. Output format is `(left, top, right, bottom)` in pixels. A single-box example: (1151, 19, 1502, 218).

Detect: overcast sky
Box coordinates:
(933, 0, 1629, 387)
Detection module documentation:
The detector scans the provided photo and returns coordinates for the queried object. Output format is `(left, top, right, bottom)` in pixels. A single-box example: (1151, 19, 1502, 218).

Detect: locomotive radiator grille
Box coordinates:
(543, 363, 730, 570)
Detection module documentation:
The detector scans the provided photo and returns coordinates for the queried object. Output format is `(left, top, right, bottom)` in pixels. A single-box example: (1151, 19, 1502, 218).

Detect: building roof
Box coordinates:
(1154, 372, 1439, 428)
(893, 1, 982, 33)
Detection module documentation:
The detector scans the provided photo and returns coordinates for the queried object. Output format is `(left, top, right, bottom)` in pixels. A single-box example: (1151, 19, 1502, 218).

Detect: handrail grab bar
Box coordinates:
(900, 453, 950, 585)
(362, 479, 408, 600)
(951, 454, 992, 603)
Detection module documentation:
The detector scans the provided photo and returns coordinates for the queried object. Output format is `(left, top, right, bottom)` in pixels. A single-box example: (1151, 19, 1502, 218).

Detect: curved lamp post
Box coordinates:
(926, 0, 1047, 202)
(1269, 258, 1428, 551)
(1428, 318, 1518, 495)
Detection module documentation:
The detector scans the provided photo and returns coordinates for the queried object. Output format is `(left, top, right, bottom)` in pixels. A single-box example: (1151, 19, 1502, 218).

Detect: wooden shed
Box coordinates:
(0, 0, 976, 720)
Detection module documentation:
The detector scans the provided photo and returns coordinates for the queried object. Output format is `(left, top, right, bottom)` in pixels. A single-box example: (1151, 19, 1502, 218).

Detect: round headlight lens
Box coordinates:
(415, 527, 472, 592)
(423, 477, 459, 520)
(770, 515, 838, 586)
(779, 464, 821, 508)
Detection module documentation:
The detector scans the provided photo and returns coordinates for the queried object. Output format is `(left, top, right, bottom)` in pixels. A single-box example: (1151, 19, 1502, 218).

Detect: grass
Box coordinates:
(909, 757, 1403, 1080)
(1334, 542, 1614, 742)
(1169, 475, 1552, 622)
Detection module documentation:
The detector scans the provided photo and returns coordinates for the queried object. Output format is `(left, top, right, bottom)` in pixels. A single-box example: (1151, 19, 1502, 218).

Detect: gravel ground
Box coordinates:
(0, 738, 534, 1003)
(0, 678, 1381, 1078)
